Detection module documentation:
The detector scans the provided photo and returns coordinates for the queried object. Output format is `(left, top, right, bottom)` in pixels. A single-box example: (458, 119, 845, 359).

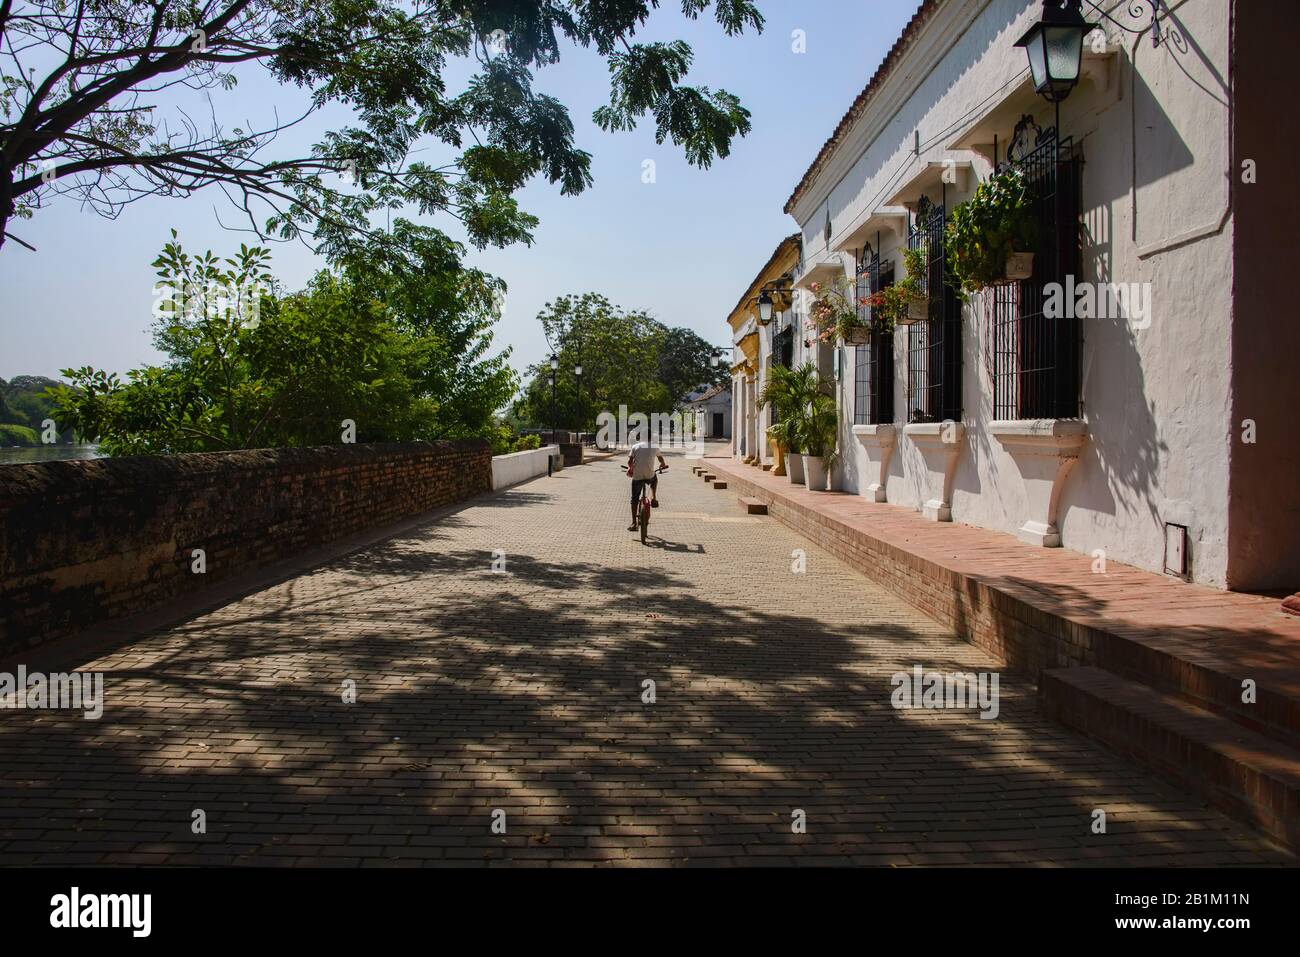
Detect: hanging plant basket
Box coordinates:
(898, 297, 929, 324)
(842, 326, 872, 345)
(1004, 251, 1035, 282)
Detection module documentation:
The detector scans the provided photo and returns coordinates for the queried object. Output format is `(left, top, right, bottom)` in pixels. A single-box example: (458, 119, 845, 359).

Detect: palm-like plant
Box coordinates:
(802, 389, 839, 465)
(760, 362, 812, 455)
(764, 361, 838, 465)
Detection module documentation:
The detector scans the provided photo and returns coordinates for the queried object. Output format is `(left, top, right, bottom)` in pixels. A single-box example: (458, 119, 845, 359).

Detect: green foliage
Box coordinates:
(761, 361, 836, 463)
(50, 229, 517, 455)
(512, 293, 718, 431)
(658, 326, 729, 403)
(0, 423, 39, 446)
(945, 168, 1037, 295)
(0, 375, 61, 432)
(808, 277, 864, 344)
(513, 433, 542, 451)
(3, 1, 765, 255)
(759, 362, 810, 455)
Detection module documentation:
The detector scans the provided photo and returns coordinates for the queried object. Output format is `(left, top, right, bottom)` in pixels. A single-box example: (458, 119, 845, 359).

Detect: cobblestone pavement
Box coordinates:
(0, 451, 1292, 866)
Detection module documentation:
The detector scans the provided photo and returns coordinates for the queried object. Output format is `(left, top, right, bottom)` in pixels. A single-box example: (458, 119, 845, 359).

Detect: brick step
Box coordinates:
(703, 474, 717, 482)
(1088, 630, 1300, 751)
(739, 497, 768, 515)
(712, 481, 728, 490)
(1040, 666, 1300, 852)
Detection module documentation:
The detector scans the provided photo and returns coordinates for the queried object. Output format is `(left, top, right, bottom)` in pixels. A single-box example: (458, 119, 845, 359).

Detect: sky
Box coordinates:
(0, 1, 922, 385)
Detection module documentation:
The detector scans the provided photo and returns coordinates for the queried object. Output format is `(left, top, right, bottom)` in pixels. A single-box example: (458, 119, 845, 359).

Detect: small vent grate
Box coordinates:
(1163, 523, 1189, 579)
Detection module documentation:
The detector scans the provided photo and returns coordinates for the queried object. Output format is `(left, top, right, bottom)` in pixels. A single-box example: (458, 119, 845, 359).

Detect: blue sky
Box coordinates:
(0, 1, 920, 383)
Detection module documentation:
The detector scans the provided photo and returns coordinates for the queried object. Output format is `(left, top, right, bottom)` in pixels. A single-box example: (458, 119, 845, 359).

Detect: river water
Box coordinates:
(0, 445, 104, 465)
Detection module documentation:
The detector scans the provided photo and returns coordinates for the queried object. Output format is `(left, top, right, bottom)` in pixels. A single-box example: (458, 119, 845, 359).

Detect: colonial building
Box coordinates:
(773, 0, 1297, 591)
(683, 383, 732, 441)
(727, 233, 802, 468)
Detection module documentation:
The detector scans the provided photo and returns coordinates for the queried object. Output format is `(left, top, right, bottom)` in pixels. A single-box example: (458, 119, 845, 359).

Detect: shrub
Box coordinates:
(0, 423, 39, 446)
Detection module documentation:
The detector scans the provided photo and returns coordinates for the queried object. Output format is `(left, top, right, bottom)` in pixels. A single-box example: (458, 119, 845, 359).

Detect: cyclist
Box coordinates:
(627, 440, 668, 531)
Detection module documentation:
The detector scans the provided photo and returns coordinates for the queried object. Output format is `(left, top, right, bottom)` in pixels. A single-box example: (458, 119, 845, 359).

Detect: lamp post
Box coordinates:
(1014, 0, 1097, 131)
(573, 363, 583, 440)
(548, 353, 558, 444)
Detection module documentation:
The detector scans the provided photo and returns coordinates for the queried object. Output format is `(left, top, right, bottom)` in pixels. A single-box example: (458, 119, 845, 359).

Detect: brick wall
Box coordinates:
(0, 440, 490, 654)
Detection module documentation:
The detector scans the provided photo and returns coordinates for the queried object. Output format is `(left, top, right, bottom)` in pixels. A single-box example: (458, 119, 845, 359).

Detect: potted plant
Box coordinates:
(760, 364, 804, 477)
(800, 389, 838, 492)
(809, 278, 871, 345)
(763, 362, 819, 484)
(778, 362, 837, 492)
(944, 166, 1038, 295)
(892, 245, 930, 324)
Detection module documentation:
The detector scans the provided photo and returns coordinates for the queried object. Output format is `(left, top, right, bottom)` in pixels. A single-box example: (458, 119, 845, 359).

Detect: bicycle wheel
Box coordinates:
(639, 500, 649, 544)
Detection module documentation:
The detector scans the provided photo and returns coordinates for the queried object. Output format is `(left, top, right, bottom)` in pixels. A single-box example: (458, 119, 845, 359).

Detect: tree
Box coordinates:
(0, 374, 62, 430)
(657, 325, 727, 403)
(0, 0, 763, 254)
(49, 227, 517, 453)
(512, 291, 723, 430)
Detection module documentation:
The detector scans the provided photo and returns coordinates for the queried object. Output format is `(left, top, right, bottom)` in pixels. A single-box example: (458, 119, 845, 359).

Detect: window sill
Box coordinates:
(851, 423, 897, 445)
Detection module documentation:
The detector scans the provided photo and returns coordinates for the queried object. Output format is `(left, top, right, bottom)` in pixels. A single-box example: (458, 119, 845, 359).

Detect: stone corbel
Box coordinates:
(990, 420, 1088, 547)
(903, 421, 965, 521)
(851, 424, 897, 502)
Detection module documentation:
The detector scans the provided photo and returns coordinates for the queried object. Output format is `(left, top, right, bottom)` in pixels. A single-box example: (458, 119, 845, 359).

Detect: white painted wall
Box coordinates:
(788, 0, 1236, 586)
(491, 445, 560, 491)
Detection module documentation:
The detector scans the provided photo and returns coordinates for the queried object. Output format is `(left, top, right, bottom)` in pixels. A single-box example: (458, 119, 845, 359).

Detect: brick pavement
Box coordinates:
(0, 452, 1292, 866)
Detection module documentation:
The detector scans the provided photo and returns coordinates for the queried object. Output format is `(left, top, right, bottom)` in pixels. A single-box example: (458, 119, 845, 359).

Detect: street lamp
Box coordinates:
(757, 290, 774, 325)
(548, 353, 558, 444)
(573, 363, 583, 438)
(1014, 0, 1097, 104)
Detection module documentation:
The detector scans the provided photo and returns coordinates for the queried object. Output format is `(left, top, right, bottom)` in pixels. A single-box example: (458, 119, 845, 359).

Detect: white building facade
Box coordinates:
(782, 0, 1298, 591)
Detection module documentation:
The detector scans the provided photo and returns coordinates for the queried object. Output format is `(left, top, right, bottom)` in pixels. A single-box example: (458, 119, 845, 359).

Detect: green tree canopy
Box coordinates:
(49, 226, 517, 454)
(513, 291, 724, 431)
(1, 0, 763, 255)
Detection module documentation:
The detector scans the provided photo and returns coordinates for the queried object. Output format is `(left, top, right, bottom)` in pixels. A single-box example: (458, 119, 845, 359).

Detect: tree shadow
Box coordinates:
(0, 538, 1289, 867)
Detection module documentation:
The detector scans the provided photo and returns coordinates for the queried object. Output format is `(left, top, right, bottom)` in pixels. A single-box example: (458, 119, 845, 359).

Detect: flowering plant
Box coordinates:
(808, 277, 870, 343)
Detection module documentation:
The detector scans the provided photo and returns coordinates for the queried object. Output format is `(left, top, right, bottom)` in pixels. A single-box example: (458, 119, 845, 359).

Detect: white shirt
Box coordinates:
(629, 442, 660, 480)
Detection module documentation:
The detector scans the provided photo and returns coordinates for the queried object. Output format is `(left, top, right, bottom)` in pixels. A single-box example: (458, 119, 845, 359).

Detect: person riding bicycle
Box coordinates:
(627, 440, 668, 531)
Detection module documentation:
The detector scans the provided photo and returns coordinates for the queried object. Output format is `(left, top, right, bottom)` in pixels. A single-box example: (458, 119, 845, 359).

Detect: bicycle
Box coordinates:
(637, 465, 668, 544)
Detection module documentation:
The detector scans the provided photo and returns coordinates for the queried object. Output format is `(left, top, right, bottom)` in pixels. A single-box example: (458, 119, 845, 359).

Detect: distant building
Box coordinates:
(684, 383, 732, 441)
(726, 234, 802, 467)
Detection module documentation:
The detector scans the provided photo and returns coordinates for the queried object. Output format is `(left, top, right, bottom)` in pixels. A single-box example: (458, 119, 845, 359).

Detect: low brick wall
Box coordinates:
(0, 440, 490, 654)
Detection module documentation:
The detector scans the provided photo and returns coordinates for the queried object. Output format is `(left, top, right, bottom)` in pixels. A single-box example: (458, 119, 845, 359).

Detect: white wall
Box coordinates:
(790, 0, 1236, 586)
(491, 445, 560, 491)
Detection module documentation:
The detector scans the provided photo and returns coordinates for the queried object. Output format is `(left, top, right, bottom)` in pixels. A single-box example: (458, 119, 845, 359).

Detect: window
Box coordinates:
(989, 127, 1082, 420)
(906, 196, 962, 423)
(853, 251, 895, 425)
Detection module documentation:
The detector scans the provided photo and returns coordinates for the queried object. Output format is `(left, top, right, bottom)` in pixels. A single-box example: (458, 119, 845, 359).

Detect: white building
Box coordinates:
(728, 234, 802, 468)
(684, 383, 732, 441)
(779, 0, 1298, 591)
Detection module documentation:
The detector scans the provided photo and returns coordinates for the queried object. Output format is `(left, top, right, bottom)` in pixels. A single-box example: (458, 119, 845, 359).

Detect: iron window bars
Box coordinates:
(854, 248, 896, 425)
(989, 120, 1083, 420)
(907, 195, 962, 424)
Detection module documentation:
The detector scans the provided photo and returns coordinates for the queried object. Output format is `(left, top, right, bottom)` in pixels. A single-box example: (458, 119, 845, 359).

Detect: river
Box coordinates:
(0, 445, 104, 465)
